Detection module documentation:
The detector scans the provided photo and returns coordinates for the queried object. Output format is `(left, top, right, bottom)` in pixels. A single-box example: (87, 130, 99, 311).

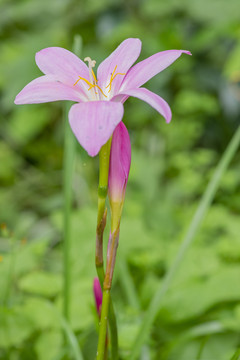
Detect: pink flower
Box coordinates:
(93, 277, 102, 317)
(108, 122, 131, 230)
(14, 38, 191, 156)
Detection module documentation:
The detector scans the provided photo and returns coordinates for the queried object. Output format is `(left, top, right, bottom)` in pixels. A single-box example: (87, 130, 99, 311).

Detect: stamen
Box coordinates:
(106, 65, 125, 93)
(73, 76, 107, 98)
(91, 69, 98, 84)
(94, 85, 107, 98)
(74, 76, 93, 87)
(74, 62, 125, 99)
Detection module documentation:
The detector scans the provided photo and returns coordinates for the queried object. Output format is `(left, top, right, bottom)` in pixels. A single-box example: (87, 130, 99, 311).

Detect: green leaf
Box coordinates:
(35, 330, 62, 360)
(159, 266, 240, 322)
(230, 349, 240, 360)
(22, 297, 61, 330)
(169, 333, 238, 360)
(7, 106, 50, 146)
(0, 306, 34, 348)
(19, 271, 62, 297)
(57, 279, 94, 331)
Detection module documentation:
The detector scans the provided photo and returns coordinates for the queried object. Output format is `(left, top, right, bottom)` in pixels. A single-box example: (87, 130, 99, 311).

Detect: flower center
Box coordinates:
(74, 57, 126, 100)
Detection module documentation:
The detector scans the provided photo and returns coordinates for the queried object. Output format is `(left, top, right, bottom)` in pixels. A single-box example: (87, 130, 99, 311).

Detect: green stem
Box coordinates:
(95, 137, 118, 360)
(230, 348, 240, 360)
(96, 267, 118, 360)
(118, 257, 140, 310)
(63, 35, 82, 320)
(97, 229, 119, 360)
(61, 317, 84, 360)
(129, 125, 240, 360)
(97, 289, 110, 360)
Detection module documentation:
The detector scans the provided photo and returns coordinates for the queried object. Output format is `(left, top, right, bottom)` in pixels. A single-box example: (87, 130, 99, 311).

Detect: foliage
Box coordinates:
(0, 0, 240, 359)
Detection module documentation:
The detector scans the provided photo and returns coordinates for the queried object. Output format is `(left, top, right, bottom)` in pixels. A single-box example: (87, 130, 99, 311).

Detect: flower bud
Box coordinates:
(108, 122, 131, 230)
(93, 277, 102, 317)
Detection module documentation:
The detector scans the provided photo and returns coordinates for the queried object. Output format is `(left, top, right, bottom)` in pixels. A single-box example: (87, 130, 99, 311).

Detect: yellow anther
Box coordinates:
(74, 77, 93, 87)
(74, 63, 125, 98)
(106, 65, 125, 93)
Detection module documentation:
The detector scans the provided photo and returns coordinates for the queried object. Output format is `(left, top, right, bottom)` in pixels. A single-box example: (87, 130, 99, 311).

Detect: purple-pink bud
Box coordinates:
(93, 277, 102, 317)
(108, 122, 131, 204)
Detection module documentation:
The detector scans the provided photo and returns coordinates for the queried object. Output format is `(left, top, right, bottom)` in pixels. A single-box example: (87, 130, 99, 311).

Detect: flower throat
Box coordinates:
(74, 57, 125, 100)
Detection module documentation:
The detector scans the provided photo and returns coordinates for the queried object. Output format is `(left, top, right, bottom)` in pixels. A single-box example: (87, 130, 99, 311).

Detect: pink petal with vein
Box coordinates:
(97, 38, 142, 97)
(35, 47, 89, 93)
(69, 101, 124, 157)
(121, 50, 192, 91)
(118, 87, 172, 123)
(14, 75, 85, 104)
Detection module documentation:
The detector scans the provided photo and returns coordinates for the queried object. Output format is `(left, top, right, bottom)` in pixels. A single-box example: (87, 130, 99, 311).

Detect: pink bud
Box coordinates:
(108, 122, 131, 204)
(93, 277, 102, 317)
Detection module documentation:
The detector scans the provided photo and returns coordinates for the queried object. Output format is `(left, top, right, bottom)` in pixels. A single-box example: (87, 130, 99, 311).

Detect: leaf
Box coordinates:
(159, 266, 240, 322)
(35, 330, 62, 360)
(7, 106, 50, 146)
(174, 90, 219, 116)
(230, 349, 240, 360)
(0, 306, 34, 348)
(0, 141, 22, 183)
(169, 333, 238, 360)
(19, 271, 62, 297)
(22, 297, 61, 330)
(56, 278, 94, 331)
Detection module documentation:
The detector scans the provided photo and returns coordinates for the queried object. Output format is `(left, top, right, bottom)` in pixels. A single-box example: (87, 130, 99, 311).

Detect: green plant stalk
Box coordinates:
(129, 125, 240, 360)
(47, 300, 84, 360)
(61, 316, 84, 360)
(63, 35, 82, 320)
(118, 257, 140, 310)
(97, 289, 111, 360)
(96, 137, 118, 360)
(97, 228, 119, 360)
(230, 348, 240, 360)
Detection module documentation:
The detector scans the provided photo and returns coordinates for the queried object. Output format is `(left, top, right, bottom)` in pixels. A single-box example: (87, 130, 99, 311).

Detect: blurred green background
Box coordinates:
(0, 0, 240, 359)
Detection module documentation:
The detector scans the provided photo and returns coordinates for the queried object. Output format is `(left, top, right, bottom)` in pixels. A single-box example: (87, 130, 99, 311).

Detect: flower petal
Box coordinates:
(117, 87, 172, 123)
(35, 47, 89, 89)
(97, 38, 142, 97)
(121, 50, 192, 90)
(69, 101, 124, 157)
(14, 75, 86, 104)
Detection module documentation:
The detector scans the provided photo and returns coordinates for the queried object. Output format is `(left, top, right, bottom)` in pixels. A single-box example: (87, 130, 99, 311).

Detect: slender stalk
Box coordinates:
(97, 229, 119, 360)
(97, 289, 111, 360)
(118, 257, 140, 310)
(47, 301, 84, 360)
(104, 229, 119, 291)
(63, 35, 82, 320)
(129, 125, 240, 360)
(96, 137, 118, 360)
(61, 317, 84, 360)
(230, 348, 240, 360)
(96, 266, 118, 360)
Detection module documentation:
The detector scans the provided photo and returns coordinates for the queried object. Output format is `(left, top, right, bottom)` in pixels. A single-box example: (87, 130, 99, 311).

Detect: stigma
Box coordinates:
(84, 57, 97, 86)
